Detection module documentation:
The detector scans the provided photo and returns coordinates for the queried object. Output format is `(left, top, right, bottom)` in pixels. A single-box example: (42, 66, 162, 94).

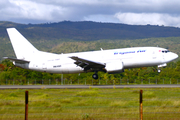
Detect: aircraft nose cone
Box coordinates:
(165, 52, 178, 62)
(171, 53, 178, 61)
(174, 53, 179, 60)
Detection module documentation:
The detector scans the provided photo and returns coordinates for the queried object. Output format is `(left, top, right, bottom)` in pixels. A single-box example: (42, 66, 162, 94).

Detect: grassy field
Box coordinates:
(0, 87, 180, 120)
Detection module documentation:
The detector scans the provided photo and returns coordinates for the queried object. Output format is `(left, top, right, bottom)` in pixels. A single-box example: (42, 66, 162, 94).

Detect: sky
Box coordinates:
(1, 0, 180, 27)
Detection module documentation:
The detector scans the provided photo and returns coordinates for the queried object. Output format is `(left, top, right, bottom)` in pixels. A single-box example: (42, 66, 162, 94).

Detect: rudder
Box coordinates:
(6, 28, 38, 60)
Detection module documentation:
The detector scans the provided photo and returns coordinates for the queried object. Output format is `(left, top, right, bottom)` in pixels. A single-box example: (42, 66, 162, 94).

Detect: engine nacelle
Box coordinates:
(105, 60, 124, 74)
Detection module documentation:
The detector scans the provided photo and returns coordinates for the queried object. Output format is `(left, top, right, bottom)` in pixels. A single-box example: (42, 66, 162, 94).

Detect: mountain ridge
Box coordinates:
(1, 21, 180, 41)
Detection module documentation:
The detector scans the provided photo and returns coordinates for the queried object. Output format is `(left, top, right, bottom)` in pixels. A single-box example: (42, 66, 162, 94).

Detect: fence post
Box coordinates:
(156, 79, 157, 84)
(140, 90, 143, 120)
(177, 79, 178, 84)
(25, 91, 28, 120)
(149, 79, 150, 84)
(170, 79, 171, 84)
(61, 74, 63, 85)
(163, 79, 164, 84)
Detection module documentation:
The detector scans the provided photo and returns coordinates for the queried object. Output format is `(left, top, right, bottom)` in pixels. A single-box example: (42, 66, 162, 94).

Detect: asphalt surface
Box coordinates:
(0, 84, 180, 89)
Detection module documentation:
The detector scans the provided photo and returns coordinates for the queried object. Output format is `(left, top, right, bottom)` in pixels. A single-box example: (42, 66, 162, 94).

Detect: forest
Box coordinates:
(0, 58, 179, 85)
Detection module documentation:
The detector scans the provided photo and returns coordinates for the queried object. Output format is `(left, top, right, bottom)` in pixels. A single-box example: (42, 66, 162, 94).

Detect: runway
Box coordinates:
(0, 84, 180, 89)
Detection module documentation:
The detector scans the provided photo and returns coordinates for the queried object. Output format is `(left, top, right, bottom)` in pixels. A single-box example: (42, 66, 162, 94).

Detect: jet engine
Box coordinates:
(105, 60, 124, 74)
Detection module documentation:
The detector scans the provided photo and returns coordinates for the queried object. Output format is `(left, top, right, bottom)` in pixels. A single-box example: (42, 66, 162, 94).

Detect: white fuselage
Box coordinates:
(15, 47, 178, 74)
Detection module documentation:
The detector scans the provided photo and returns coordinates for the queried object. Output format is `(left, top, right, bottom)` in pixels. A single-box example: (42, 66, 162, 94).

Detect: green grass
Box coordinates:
(0, 88, 180, 120)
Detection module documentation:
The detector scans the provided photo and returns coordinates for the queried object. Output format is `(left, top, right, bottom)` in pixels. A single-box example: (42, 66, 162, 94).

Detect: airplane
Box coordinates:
(4, 28, 178, 79)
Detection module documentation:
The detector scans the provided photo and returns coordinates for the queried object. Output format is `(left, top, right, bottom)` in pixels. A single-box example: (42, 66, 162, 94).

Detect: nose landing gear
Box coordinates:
(92, 73, 98, 79)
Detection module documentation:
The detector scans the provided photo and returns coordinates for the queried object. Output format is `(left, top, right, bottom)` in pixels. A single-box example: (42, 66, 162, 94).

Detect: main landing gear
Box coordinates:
(92, 72, 98, 79)
(92, 74, 98, 79)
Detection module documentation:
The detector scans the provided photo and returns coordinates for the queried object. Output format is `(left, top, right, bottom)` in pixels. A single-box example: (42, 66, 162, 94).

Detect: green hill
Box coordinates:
(1, 21, 180, 40)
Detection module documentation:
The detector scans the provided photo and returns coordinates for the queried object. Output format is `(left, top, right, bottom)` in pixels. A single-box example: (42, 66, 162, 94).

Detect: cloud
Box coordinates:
(8, 0, 68, 21)
(83, 14, 120, 23)
(1, 0, 180, 27)
(115, 12, 180, 27)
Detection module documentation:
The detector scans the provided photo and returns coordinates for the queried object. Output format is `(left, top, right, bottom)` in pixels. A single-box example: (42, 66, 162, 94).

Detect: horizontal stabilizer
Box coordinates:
(3, 57, 30, 64)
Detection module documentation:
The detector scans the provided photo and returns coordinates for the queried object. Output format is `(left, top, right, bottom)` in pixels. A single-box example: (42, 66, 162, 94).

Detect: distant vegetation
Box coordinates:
(0, 59, 180, 85)
(1, 21, 180, 40)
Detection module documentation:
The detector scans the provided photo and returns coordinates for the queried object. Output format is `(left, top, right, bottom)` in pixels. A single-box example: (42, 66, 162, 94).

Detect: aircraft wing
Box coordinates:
(3, 57, 30, 64)
(69, 56, 105, 70)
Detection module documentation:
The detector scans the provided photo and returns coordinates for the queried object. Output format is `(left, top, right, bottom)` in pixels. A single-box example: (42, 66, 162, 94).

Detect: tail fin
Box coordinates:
(6, 28, 38, 60)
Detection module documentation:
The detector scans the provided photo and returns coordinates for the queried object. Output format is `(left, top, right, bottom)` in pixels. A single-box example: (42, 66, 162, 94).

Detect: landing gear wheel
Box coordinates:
(92, 74, 98, 79)
(158, 69, 161, 73)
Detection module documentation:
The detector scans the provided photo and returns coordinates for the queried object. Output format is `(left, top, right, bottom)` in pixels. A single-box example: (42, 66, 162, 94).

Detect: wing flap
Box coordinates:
(70, 56, 105, 70)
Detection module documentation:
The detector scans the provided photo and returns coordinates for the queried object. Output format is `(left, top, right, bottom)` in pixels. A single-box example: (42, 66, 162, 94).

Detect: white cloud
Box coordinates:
(83, 14, 119, 23)
(8, 0, 68, 21)
(1, 0, 180, 27)
(115, 12, 180, 27)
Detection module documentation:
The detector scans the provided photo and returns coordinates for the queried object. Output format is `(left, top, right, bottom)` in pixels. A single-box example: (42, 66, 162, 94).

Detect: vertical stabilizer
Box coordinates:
(6, 28, 38, 60)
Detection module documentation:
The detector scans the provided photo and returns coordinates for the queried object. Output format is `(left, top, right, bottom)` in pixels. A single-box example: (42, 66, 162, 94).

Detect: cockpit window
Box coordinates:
(162, 50, 169, 53)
